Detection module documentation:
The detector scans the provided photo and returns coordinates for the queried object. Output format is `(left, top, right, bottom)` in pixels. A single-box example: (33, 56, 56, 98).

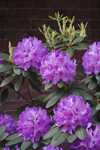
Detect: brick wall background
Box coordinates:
(0, 0, 100, 115)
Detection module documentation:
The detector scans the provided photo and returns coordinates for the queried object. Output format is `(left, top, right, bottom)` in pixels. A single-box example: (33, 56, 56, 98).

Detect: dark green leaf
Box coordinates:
(6, 132, 19, 140)
(41, 139, 50, 145)
(45, 82, 53, 90)
(57, 80, 64, 88)
(0, 64, 13, 72)
(32, 142, 39, 149)
(72, 43, 89, 50)
(72, 36, 83, 45)
(0, 52, 9, 58)
(29, 73, 41, 87)
(92, 103, 98, 116)
(0, 147, 4, 150)
(71, 83, 91, 92)
(13, 68, 21, 75)
(67, 47, 74, 58)
(43, 89, 58, 102)
(46, 88, 64, 108)
(33, 94, 47, 101)
(43, 127, 59, 140)
(76, 67, 85, 76)
(80, 76, 91, 84)
(77, 89, 93, 101)
(0, 125, 7, 136)
(71, 88, 82, 97)
(96, 103, 100, 110)
(75, 126, 87, 140)
(14, 76, 24, 91)
(22, 70, 29, 77)
(92, 120, 100, 126)
(0, 132, 9, 141)
(60, 89, 70, 99)
(96, 74, 100, 81)
(88, 79, 97, 90)
(1, 75, 17, 87)
(0, 88, 8, 106)
(95, 92, 100, 97)
(51, 132, 69, 147)
(21, 140, 31, 150)
(5, 136, 23, 146)
(67, 133, 76, 143)
(29, 79, 42, 94)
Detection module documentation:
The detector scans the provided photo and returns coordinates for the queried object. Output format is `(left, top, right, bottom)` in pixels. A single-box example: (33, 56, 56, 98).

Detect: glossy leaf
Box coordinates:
(29, 73, 41, 87)
(60, 89, 70, 99)
(72, 43, 89, 50)
(13, 68, 21, 75)
(45, 82, 53, 90)
(1, 75, 17, 87)
(77, 89, 93, 101)
(0, 125, 7, 136)
(71, 88, 82, 97)
(0, 64, 13, 72)
(67, 47, 74, 58)
(0, 88, 8, 106)
(6, 132, 19, 140)
(43, 127, 59, 140)
(14, 76, 24, 91)
(88, 79, 97, 90)
(67, 133, 76, 143)
(41, 139, 50, 145)
(94, 92, 100, 97)
(92, 103, 98, 116)
(0, 52, 9, 58)
(43, 89, 58, 102)
(96, 103, 100, 110)
(92, 120, 100, 126)
(96, 74, 100, 81)
(72, 36, 83, 45)
(5, 136, 23, 146)
(57, 80, 64, 88)
(75, 126, 87, 140)
(0, 132, 9, 141)
(32, 142, 39, 149)
(29, 79, 42, 94)
(76, 67, 85, 76)
(21, 140, 31, 150)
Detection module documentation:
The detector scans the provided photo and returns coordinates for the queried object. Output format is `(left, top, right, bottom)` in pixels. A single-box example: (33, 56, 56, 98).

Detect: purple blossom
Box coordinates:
(42, 145, 63, 150)
(40, 50, 77, 85)
(70, 123, 100, 150)
(13, 37, 48, 71)
(4, 146, 20, 150)
(17, 106, 53, 143)
(53, 95, 94, 135)
(82, 42, 100, 75)
(0, 114, 17, 135)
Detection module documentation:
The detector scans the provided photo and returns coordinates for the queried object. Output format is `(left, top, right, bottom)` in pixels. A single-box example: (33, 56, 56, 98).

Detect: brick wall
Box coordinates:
(0, 0, 100, 115)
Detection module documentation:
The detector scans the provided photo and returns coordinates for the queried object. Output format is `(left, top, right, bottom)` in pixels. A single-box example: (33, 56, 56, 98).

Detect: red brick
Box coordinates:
(0, 40, 8, 50)
(87, 30, 100, 41)
(90, 0, 100, 9)
(7, 90, 22, 101)
(73, 50, 86, 60)
(71, 10, 90, 20)
(48, 0, 80, 9)
(0, 1, 6, 8)
(0, 19, 30, 29)
(7, 0, 33, 8)
(34, 0, 47, 8)
(31, 20, 46, 29)
(0, 30, 6, 39)
(0, 9, 7, 18)
(8, 9, 54, 19)
(80, 0, 89, 9)
(89, 21, 100, 30)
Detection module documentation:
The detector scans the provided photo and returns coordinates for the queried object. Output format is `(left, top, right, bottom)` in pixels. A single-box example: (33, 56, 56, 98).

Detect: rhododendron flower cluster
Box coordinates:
(70, 123, 100, 150)
(42, 145, 63, 150)
(4, 146, 20, 150)
(17, 106, 53, 143)
(53, 95, 94, 135)
(82, 42, 100, 75)
(40, 50, 76, 85)
(0, 114, 17, 135)
(13, 37, 48, 71)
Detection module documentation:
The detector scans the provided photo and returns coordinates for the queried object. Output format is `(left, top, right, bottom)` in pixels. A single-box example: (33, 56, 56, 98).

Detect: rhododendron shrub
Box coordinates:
(0, 12, 100, 150)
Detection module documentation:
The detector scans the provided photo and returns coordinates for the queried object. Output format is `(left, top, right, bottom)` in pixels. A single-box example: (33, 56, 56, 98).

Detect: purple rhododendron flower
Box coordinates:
(53, 95, 94, 135)
(40, 50, 77, 85)
(0, 56, 5, 65)
(82, 42, 100, 75)
(42, 145, 63, 150)
(17, 106, 53, 143)
(13, 37, 48, 71)
(70, 123, 100, 150)
(4, 146, 20, 150)
(0, 114, 17, 135)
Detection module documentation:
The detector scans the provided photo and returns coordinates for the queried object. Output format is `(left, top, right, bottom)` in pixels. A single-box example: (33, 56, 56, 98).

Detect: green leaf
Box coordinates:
(80, 76, 91, 84)
(21, 140, 31, 150)
(41, 139, 50, 145)
(6, 132, 19, 140)
(67, 133, 76, 143)
(46, 88, 64, 108)
(71, 83, 91, 92)
(43, 127, 59, 140)
(32, 142, 39, 149)
(0, 64, 13, 72)
(92, 103, 98, 116)
(0, 52, 9, 58)
(96, 74, 100, 81)
(43, 89, 58, 102)
(96, 103, 100, 110)
(33, 94, 47, 101)
(72, 36, 83, 45)
(29, 73, 41, 87)
(5, 136, 23, 146)
(0, 88, 8, 106)
(13, 68, 21, 75)
(57, 80, 64, 88)
(0, 125, 7, 136)
(92, 120, 100, 126)
(75, 126, 87, 140)
(88, 79, 97, 90)
(14, 76, 24, 91)
(77, 89, 93, 101)
(67, 47, 74, 58)
(22, 70, 29, 77)
(60, 89, 70, 99)
(29, 79, 42, 94)
(95, 92, 100, 97)
(76, 67, 85, 76)
(72, 43, 89, 50)
(0, 132, 9, 141)
(1, 75, 17, 87)
(51, 132, 69, 147)
(45, 82, 53, 90)
(71, 88, 82, 97)
(0, 147, 4, 150)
